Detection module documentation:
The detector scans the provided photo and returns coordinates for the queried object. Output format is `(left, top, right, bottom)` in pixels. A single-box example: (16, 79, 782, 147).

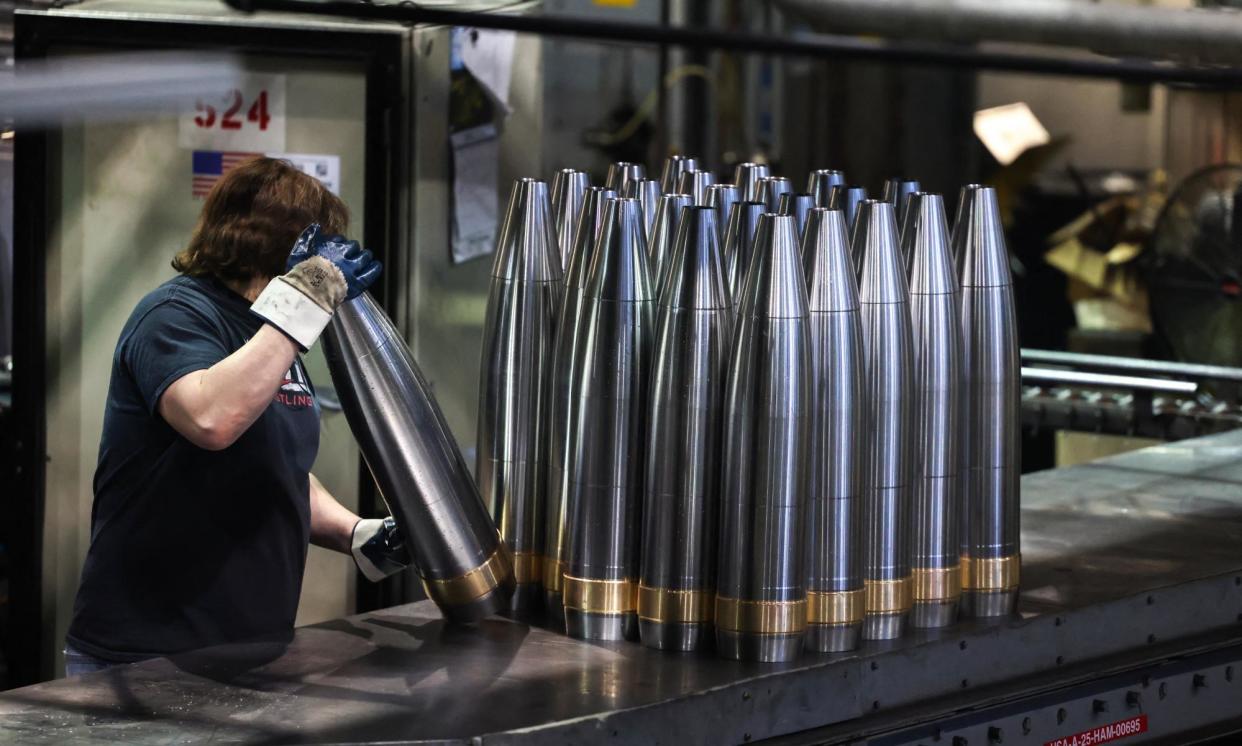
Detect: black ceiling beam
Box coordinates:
(222, 0, 1242, 87)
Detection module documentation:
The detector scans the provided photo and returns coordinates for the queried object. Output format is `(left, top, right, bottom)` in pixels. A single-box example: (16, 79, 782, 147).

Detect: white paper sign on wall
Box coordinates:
(179, 73, 287, 152)
(274, 153, 341, 196)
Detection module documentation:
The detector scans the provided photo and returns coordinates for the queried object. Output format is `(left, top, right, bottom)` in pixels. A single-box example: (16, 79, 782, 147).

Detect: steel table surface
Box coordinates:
(3, 431, 1242, 745)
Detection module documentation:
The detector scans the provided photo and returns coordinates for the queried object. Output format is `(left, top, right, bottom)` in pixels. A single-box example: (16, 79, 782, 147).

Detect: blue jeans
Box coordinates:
(63, 644, 120, 677)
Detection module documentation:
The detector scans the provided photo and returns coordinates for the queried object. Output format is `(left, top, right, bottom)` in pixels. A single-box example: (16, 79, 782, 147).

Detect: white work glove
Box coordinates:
(250, 224, 382, 351)
(351, 516, 412, 583)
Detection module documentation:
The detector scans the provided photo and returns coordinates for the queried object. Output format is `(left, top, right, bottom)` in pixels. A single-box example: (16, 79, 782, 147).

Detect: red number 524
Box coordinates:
(194, 89, 271, 131)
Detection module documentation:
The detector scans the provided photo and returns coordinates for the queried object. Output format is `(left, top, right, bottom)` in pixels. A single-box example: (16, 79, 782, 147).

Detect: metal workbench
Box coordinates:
(3, 431, 1242, 745)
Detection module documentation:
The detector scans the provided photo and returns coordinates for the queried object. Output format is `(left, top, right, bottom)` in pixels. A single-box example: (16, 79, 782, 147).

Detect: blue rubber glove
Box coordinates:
(251, 224, 384, 351)
(287, 223, 382, 300)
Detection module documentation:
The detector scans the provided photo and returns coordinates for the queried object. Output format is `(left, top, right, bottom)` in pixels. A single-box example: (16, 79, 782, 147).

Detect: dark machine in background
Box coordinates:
(1148, 163, 1242, 370)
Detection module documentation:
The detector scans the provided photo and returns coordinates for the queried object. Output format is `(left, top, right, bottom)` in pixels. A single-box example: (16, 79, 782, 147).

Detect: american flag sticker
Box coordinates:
(192, 150, 260, 198)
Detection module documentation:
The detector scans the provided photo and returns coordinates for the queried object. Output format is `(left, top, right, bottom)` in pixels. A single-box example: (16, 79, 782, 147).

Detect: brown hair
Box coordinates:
(172, 157, 349, 282)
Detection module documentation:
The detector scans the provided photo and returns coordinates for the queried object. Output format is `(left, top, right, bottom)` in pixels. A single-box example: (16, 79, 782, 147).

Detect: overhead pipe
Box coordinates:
(777, 0, 1242, 65)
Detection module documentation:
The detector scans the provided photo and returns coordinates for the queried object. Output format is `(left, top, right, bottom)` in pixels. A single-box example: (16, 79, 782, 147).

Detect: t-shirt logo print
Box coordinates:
(276, 360, 315, 410)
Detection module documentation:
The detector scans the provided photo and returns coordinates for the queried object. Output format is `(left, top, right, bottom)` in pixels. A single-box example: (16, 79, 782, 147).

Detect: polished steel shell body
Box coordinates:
(325, 294, 514, 623)
(758, 176, 794, 213)
(898, 191, 924, 274)
(801, 208, 865, 652)
(660, 155, 698, 194)
(849, 199, 881, 279)
(677, 169, 716, 206)
(574, 187, 618, 261)
(606, 162, 645, 193)
(906, 194, 963, 629)
(829, 184, 868, 231)
(882, 177, 921, 226)
(950, 184, 983, 270)
(958, 187, 1021, 618)
(626, 177, 662, 239)
(648, 193, 692, 292)
(722, 201, 766, 303)
(639, 206, 732, 651)
(551, 169, 590, 268)
(857, 201, 915, 640)
(733, 162, 771, 202)
(705, 184, 740, 241)
(544, 187, 616, 619)
(477, 179, 564, 614)
(716, 213, 811, 662)
(563, 198, 655, 641)
(807, 169, 846, 207)
(778, 192, 815, 238)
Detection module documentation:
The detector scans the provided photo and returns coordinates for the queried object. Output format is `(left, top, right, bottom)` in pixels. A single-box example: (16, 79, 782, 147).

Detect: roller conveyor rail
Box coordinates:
(1021, 348, 1242, 385)
(1019, 351, 1242, 439)
(3, 431, 1242, 744)
(1020, 365, 1199, 395)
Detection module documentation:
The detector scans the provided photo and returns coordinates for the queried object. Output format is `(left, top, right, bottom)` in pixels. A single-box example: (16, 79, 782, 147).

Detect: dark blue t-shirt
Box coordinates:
(67, 275, 320, 662)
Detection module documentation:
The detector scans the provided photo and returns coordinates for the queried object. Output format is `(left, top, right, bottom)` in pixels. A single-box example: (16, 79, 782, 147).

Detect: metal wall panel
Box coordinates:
(404, 16, 544, 455)
(539, 0, 660, 181)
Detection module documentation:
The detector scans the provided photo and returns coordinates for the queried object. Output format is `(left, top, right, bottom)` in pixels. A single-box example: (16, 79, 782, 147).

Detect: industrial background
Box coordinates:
(1, 0, 1242, 744)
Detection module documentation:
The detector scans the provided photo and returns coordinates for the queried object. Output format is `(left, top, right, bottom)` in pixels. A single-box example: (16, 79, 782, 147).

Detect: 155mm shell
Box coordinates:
(544, 187, 616, 621)
(906, 193, 963, 628)
(626, 177, 662, 240)
(716, 213, 811, 662)
(802, 208, 865, 652)
(829, 184, 868, 232)
(706, 184, 740, 241)
(882, 177, 921, 227)
(677, 169, 716, 206)
(648, 193, 692, 292)
(551, 168, 589, 268)
(606, 161, 645, 193)
(563, 198, 655, 641)
(723, 201, 766, 303)
(807, 169, 846, 207)
(325, 295, 514, 624)
(661, 155, 698, 194)
(758, 176, 794, 213)
(733, 162, 771, 202)
(476, 179, 563, 615)
(778, 192, 815, 238)
(958, 186, 1021, 618)
(639, 206, 732, 651)
(857, 200, 915, 641)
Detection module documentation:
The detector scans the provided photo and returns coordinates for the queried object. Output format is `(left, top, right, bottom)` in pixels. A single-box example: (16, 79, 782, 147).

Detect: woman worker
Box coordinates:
(64, 157, 407, 675)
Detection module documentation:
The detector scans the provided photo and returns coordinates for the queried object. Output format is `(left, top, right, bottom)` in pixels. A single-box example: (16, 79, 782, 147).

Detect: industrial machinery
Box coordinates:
(1147, 163, 1242, 371)
(1020, 349, 1242, 439)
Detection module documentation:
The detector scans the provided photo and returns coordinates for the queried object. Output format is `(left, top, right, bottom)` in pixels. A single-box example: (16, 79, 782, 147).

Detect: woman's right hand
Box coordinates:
(250, 224, 383, 351)
(286, 223, 382, 301)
